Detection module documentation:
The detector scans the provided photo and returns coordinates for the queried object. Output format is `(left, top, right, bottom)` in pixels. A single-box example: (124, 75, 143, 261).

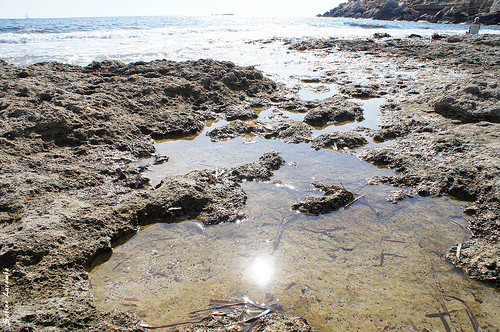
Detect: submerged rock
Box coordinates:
(386, 189, 415, 203)
(206, 119, 314, 144)
(292, 183, 355, 215)
(256, 314, 312, 332)
(311, 131, 368, 150)
(116, 152, 285, 225)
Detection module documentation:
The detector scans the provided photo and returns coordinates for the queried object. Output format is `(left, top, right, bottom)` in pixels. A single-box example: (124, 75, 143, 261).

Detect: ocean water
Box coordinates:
(1, 15, 500, 71)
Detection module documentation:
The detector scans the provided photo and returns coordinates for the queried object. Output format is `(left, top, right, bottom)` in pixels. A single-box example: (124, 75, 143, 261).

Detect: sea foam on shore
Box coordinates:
(1, 16, 500, 68)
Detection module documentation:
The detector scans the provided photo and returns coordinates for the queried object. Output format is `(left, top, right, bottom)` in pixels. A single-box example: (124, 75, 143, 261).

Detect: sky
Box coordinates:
(0, 0, 344, 19)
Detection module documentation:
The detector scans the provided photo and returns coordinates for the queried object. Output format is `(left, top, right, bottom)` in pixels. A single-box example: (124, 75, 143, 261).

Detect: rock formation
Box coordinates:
(318, 0, 500, 25)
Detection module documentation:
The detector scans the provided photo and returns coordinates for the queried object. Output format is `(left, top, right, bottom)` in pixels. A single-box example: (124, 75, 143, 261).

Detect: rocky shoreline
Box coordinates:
(318, 0, 500, 25)
(284, 33, 500, 282)
(1, 34, 500, 331)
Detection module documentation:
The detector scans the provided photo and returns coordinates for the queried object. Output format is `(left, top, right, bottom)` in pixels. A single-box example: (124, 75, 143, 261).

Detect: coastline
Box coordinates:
(318, 0, 500, 25)
(0, 33, 499, 331)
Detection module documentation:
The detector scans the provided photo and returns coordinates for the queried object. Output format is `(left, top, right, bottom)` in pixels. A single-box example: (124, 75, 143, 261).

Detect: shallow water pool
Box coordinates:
(89, 104, 500, 331)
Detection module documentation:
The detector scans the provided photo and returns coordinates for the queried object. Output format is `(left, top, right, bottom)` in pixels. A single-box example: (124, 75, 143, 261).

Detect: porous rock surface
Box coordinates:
(0, 59, 300, 331)
(319, 0, 500, 25)
(266, 33, 500, 282)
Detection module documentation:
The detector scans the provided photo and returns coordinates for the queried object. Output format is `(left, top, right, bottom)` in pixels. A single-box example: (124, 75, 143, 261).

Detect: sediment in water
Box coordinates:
(281, 34, 500, 281)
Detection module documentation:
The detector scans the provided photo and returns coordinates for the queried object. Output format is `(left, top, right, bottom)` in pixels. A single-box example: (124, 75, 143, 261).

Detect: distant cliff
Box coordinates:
(318, 0, 500, 25)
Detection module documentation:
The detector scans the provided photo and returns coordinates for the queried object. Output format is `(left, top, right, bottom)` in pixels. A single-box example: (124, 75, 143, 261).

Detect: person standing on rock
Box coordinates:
(467, 17, 480, 34)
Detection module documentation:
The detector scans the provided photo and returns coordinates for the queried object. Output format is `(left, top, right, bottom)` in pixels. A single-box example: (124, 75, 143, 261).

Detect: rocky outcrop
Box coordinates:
(318, 0, 500, 25)
(0, 59, 284, 331)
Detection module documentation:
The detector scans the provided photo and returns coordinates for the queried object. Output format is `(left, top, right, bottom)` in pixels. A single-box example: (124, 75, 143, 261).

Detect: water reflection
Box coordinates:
(88, 98, 500, 331)
(298, 83, 337, 101)
(250, 256, 275, 288)
(89, 174, 500, 330)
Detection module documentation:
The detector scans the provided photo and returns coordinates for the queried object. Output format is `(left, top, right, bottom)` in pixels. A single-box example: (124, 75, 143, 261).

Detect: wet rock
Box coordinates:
(284, 35, 500, 71)
(311, 131, 368, 150)
(228, 151, 286, 181)
(0, 199, 23, 224)
(448, 238, 500, 281)
(224, 104, 258, 121)
(339, 84, 383, 98)
(303, 98, 364, 126)
(367, 128, 399, 142)
(268, 33, 500, 283)
(207, 119, 314, 144)
(265, 108, 289, 121)
(292, 183, 355, 215)
(386, 189, 415, 203)
(259, 120, 314, 143)
(2, 33, 500, 331)
(0, 58, 283, 331)
(138, 111, 205, 140)
(318, 0, 500, 25)
(0, 59, 278, 152)
(117, 152, 284, 225)
(153, 154, 169, 165)
(206, 120, 257, 140)
(431, 33, 447, 40)
(292, 190, 354, 215)
(373, 32, 391, 39)
(116, 137, 156, 158)
(434, 84, 500, 123)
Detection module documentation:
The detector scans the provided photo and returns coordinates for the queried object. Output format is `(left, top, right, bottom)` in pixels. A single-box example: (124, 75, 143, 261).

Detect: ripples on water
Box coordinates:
(1, 16, 500, 67)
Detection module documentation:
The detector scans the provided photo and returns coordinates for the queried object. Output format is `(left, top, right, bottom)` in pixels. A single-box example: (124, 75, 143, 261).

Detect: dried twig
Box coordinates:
(139, 312, 226, 329)
(238, 309, 271, 332)
(188, 299, 246, 316)
(142, 298, 280, 330)
(407, 318, 418, 331)
(299, 226, 346, 234)
(434, 292, 450, 316)
(343, 194, 365, 209)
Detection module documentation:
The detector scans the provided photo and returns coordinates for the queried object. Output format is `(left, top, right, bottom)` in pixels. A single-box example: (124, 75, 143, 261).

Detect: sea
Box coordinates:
(1, 15, 500, 73)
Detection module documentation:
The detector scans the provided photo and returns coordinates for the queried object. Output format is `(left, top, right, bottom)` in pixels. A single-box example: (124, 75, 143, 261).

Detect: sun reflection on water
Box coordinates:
(250, 256, 275, 288)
